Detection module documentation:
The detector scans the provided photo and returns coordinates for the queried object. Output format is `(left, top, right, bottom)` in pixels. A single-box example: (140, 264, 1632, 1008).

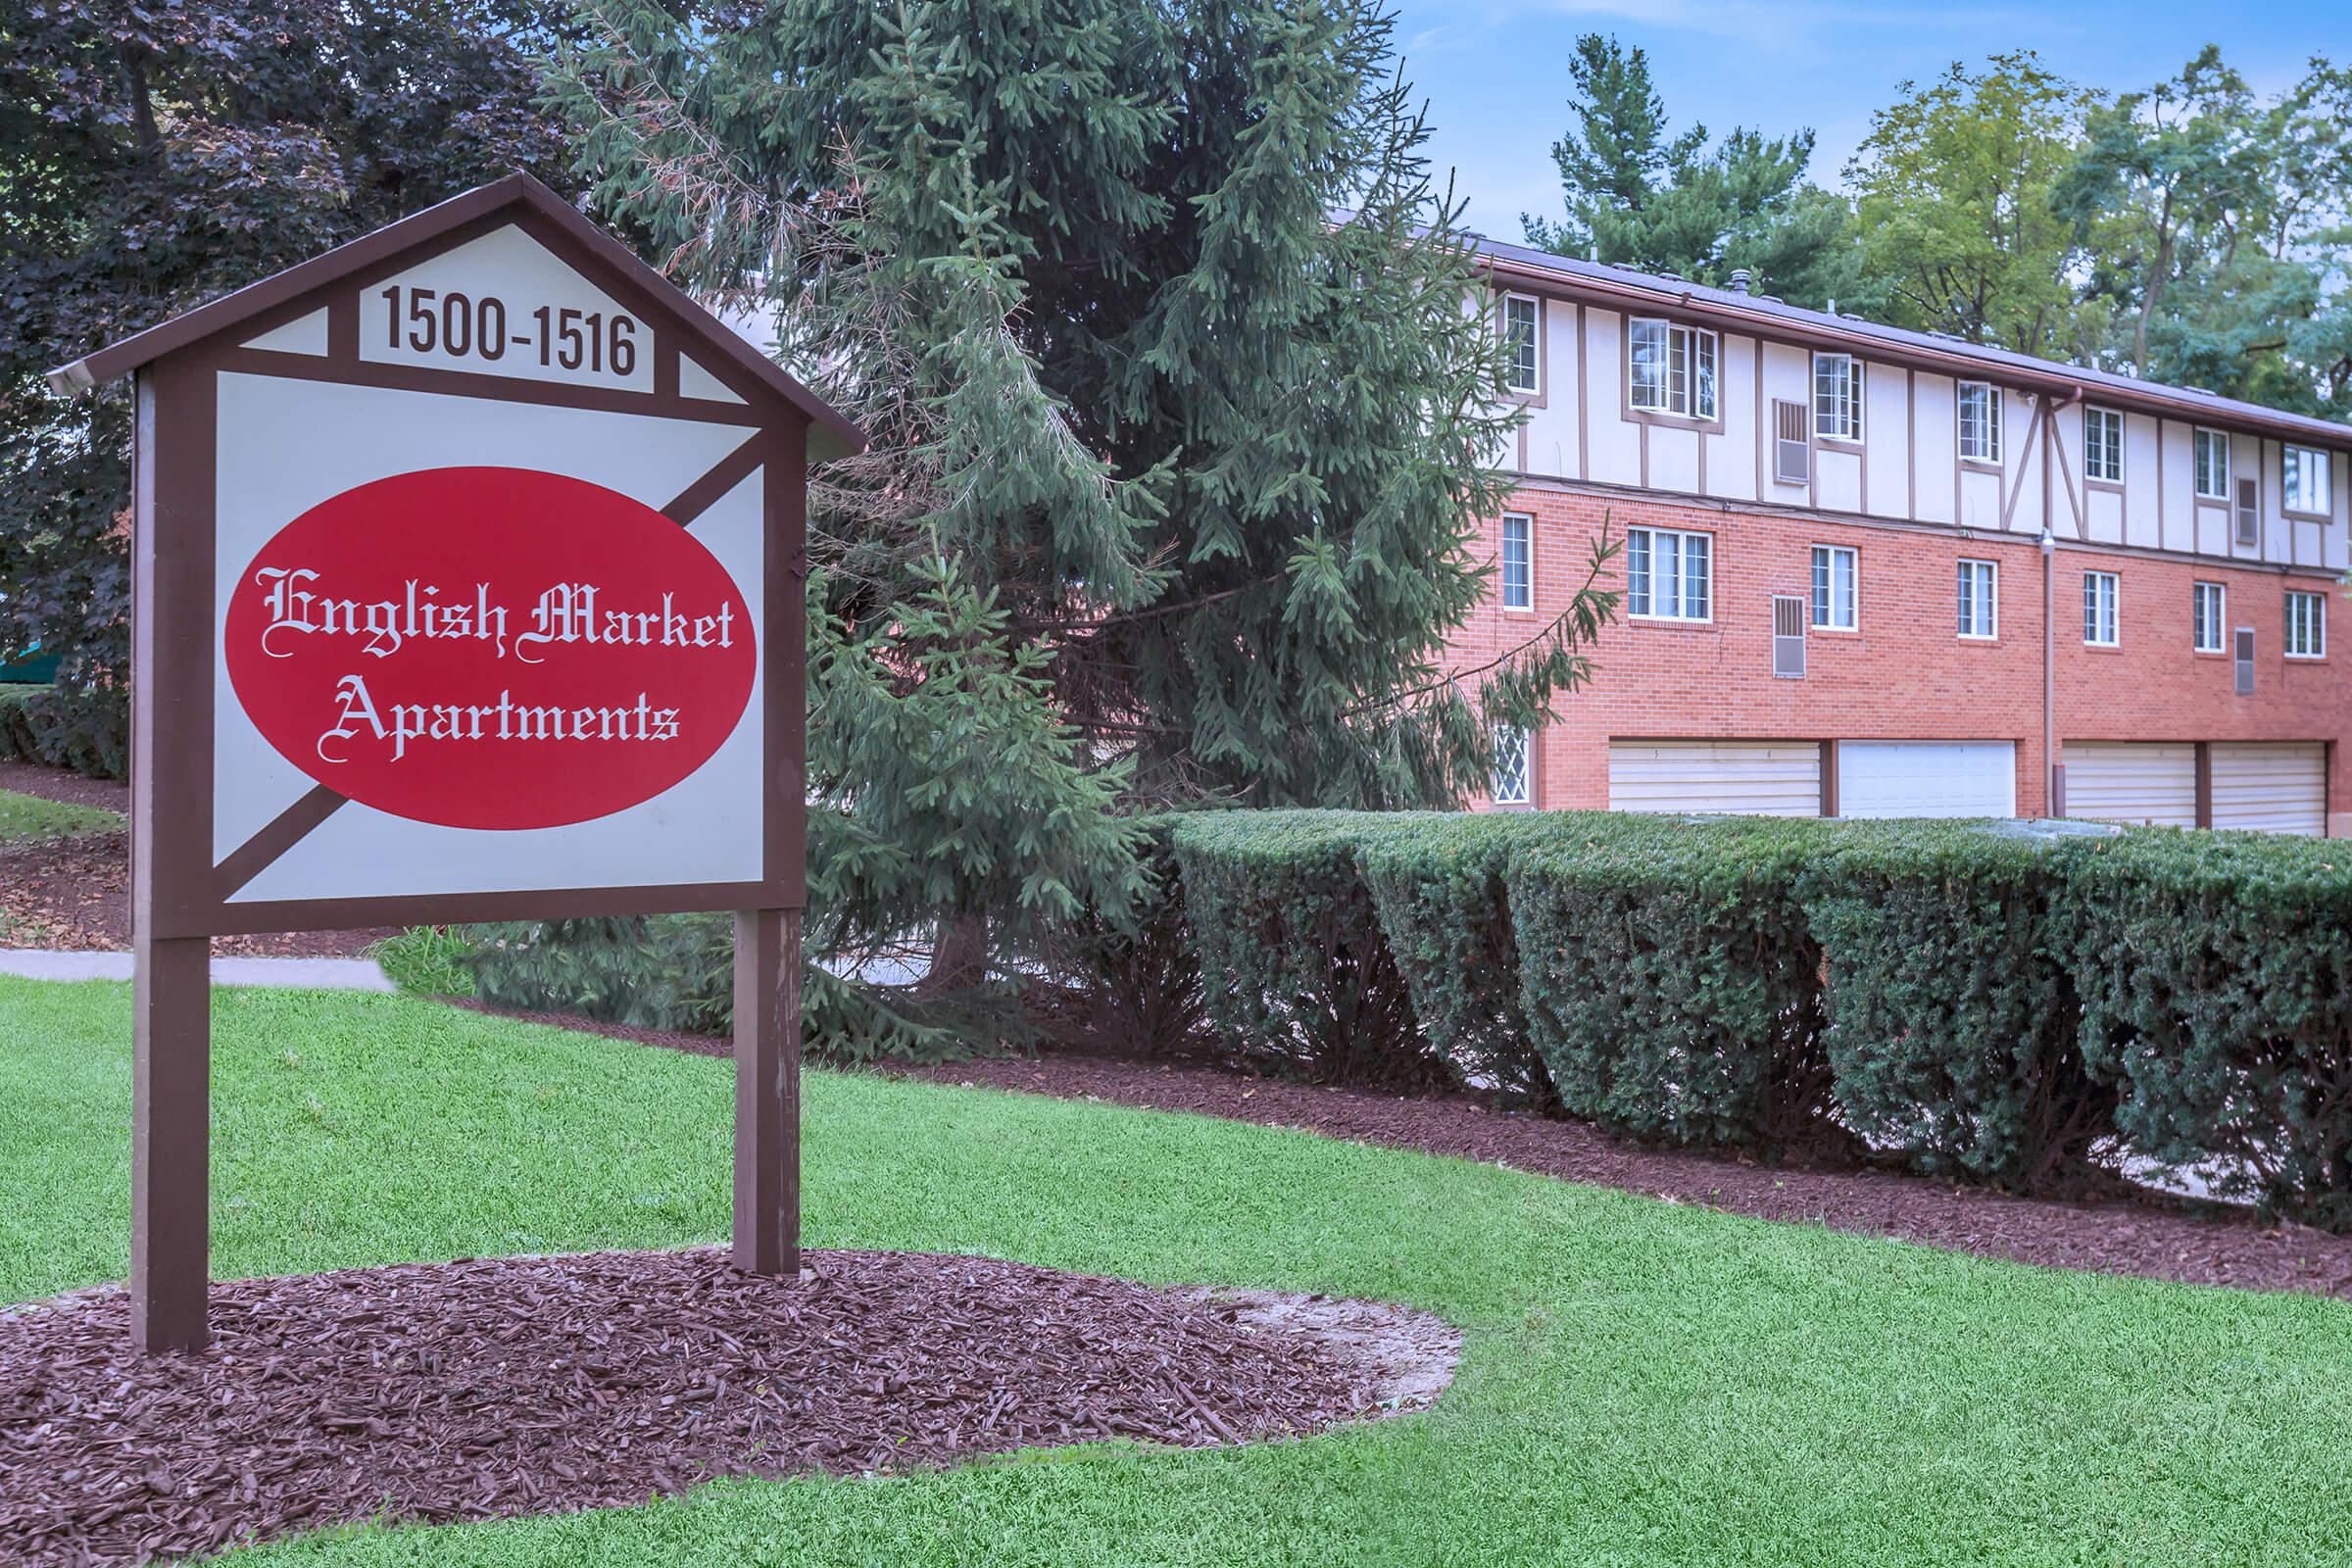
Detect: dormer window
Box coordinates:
(1628, 318, 1717, 420)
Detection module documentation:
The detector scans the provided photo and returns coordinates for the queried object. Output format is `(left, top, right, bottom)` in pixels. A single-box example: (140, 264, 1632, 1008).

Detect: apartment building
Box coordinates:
(1463, 236, 2352, 836)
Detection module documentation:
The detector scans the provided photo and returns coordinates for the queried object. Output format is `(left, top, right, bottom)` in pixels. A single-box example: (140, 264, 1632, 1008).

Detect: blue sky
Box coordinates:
(1387, 1, 2337, 238)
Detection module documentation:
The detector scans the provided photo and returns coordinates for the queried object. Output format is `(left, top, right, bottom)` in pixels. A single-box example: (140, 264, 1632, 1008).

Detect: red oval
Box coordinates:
(224, 466, 757, 831)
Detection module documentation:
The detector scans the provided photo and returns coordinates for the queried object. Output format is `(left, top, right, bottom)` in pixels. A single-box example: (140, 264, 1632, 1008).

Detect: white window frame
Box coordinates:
(1501, 293, 1541, 396)
(1810, 545, 1857, 631)
(2084, 407, 2123, 484)
(2192, 581, 2226, 655)
(1628, 318, 1717, 420)
(1957, 381, 2001, 465)
(2194, 427, 2230, 501)
(1626, 524, 1713, 622)
(2083, 569, 2120, 647)
(2285, 589, 2328, 659)
(1500, 513, 1533, 612)
(1491, 724, 1533, 806)
(1813, 353, 1863, 442)
(1957, 558, 1997, 640)
(2284, 445, 2333, 517)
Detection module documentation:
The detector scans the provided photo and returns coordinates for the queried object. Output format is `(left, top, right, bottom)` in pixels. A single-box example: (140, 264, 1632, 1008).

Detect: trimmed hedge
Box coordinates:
(1802, 822, 2110, 1189)
(1169, 811, 1439, 1089)
(2054, 827, 2352, 1227)
(1352, 810, 1563, 1104)
(458, 800, 2352, 1225)
(1507, 814, 1849, 1158)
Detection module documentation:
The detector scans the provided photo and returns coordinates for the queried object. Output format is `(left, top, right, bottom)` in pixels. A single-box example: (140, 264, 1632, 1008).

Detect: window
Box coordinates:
(2194, 427, 2230, 501)
(1628, 318, 1717, 419)
(1957, 559, 1997, 639)
(2083, 569, 2120, 647)
(1813, 353, 1862, 441)
(2285, 445, 2333, 516)
(2084, 407, 2123, 483)
(1957, 381, 2001, 464)
(1500, 514, 1533, 610)
(1810, 545, 1856, 630)
(1491, 725, 1532, 806)
(1626, 525, 1712, 621)
(1502, 294, 1540, 395)
(2192, 582, 2225, 654)
(2286, 590, 2328, 658)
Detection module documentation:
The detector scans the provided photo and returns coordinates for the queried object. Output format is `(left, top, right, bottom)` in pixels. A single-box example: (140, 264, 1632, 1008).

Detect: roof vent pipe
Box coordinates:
(1730, 269, 1751, 295)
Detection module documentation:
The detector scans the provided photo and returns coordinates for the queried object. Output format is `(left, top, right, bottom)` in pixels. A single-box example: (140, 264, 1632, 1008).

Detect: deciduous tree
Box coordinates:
(0, 1, 576, 763)
(1845, 52, 2094, 356)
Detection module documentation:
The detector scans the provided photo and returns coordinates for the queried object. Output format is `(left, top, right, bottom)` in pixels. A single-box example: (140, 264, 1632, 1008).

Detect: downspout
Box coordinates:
(2040, 388, 2082, 820)
(2041, 520, 2058, 818)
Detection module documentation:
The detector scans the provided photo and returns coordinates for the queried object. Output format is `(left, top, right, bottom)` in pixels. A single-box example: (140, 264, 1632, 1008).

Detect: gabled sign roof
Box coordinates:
(47, 172, 865, 463)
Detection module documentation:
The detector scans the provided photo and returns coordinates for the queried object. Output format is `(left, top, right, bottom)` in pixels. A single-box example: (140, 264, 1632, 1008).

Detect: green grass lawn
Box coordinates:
(6, 974, 2352, 1566)
(0, 785, 120, 843)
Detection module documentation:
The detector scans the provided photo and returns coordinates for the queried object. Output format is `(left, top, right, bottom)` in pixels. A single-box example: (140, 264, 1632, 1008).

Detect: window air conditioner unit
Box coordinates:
(1774, 399, 1810, 486)
(1772, 594, 1807, 678)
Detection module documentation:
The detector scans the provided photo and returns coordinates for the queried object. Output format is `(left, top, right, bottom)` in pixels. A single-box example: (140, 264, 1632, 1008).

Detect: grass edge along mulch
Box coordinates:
(455, 1001, 2352, 1302)
(0, 1246, 1456, 1568)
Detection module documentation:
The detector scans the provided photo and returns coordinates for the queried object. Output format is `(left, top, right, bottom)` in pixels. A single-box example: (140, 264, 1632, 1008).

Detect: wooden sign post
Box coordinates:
(48, 174, 861, 1352)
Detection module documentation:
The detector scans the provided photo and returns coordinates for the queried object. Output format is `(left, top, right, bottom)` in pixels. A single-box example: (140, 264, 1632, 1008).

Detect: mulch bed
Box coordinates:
(0, 762, 387, 957)
(448, 999, 2352, 1301)
(914, 1053, 2352, 1299)
(0, 1247, 1440, 1566)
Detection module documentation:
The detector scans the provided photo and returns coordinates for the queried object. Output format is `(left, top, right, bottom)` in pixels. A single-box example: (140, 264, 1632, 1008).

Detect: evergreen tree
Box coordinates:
(555, 0, 1610, 1024)
(1522, 33, 1865, 311)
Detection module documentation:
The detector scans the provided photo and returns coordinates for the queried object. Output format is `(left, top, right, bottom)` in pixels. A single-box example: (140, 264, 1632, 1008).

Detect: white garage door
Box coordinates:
(2211, 742, 2327, 836)
(1607, 740, 1821, 816)
(1836, 741, 2016, 819)
(2064, 742, 2198, 827)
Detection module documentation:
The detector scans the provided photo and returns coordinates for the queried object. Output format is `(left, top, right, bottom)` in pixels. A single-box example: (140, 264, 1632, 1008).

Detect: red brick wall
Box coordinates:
(1453, 486, 2351, 822)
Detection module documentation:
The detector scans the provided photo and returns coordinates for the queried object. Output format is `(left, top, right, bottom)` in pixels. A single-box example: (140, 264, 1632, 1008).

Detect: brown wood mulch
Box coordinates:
(0, 1247, 1429, 1567)
(0, 762, 388, 957)
(446, 1001, 2352, 1302)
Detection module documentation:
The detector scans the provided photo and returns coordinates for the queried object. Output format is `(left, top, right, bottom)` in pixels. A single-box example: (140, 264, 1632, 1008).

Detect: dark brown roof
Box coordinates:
(46, 172, 865, 462)
(1473, 232, 2352, 452)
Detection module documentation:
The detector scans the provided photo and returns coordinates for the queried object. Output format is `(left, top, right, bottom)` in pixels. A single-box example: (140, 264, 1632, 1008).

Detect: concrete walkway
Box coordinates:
(0, 950, 395, 992)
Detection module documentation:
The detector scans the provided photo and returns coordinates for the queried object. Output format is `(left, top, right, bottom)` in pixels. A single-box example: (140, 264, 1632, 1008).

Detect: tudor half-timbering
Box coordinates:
(1461, 235, 2352, 836)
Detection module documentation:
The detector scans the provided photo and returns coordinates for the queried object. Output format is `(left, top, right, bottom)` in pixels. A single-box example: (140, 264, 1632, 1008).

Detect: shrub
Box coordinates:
(1048, 814, 1206, 1054)
(1169, 810, 1439, 1088)
(466, 914, 734, 1035)
(0, 683, 125, 778)
(1799, 821, 2111, 1191)
(1507, 813, 1848, 1158)
(1352, 810, 1564, 1105)
(2054, 827, 2352, 1228)
(370, 926, 480, 999)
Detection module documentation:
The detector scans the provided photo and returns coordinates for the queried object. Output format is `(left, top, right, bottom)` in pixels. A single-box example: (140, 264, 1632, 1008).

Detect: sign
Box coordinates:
(223, 467, 758, 831)
(49, 174, 863, 1351)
